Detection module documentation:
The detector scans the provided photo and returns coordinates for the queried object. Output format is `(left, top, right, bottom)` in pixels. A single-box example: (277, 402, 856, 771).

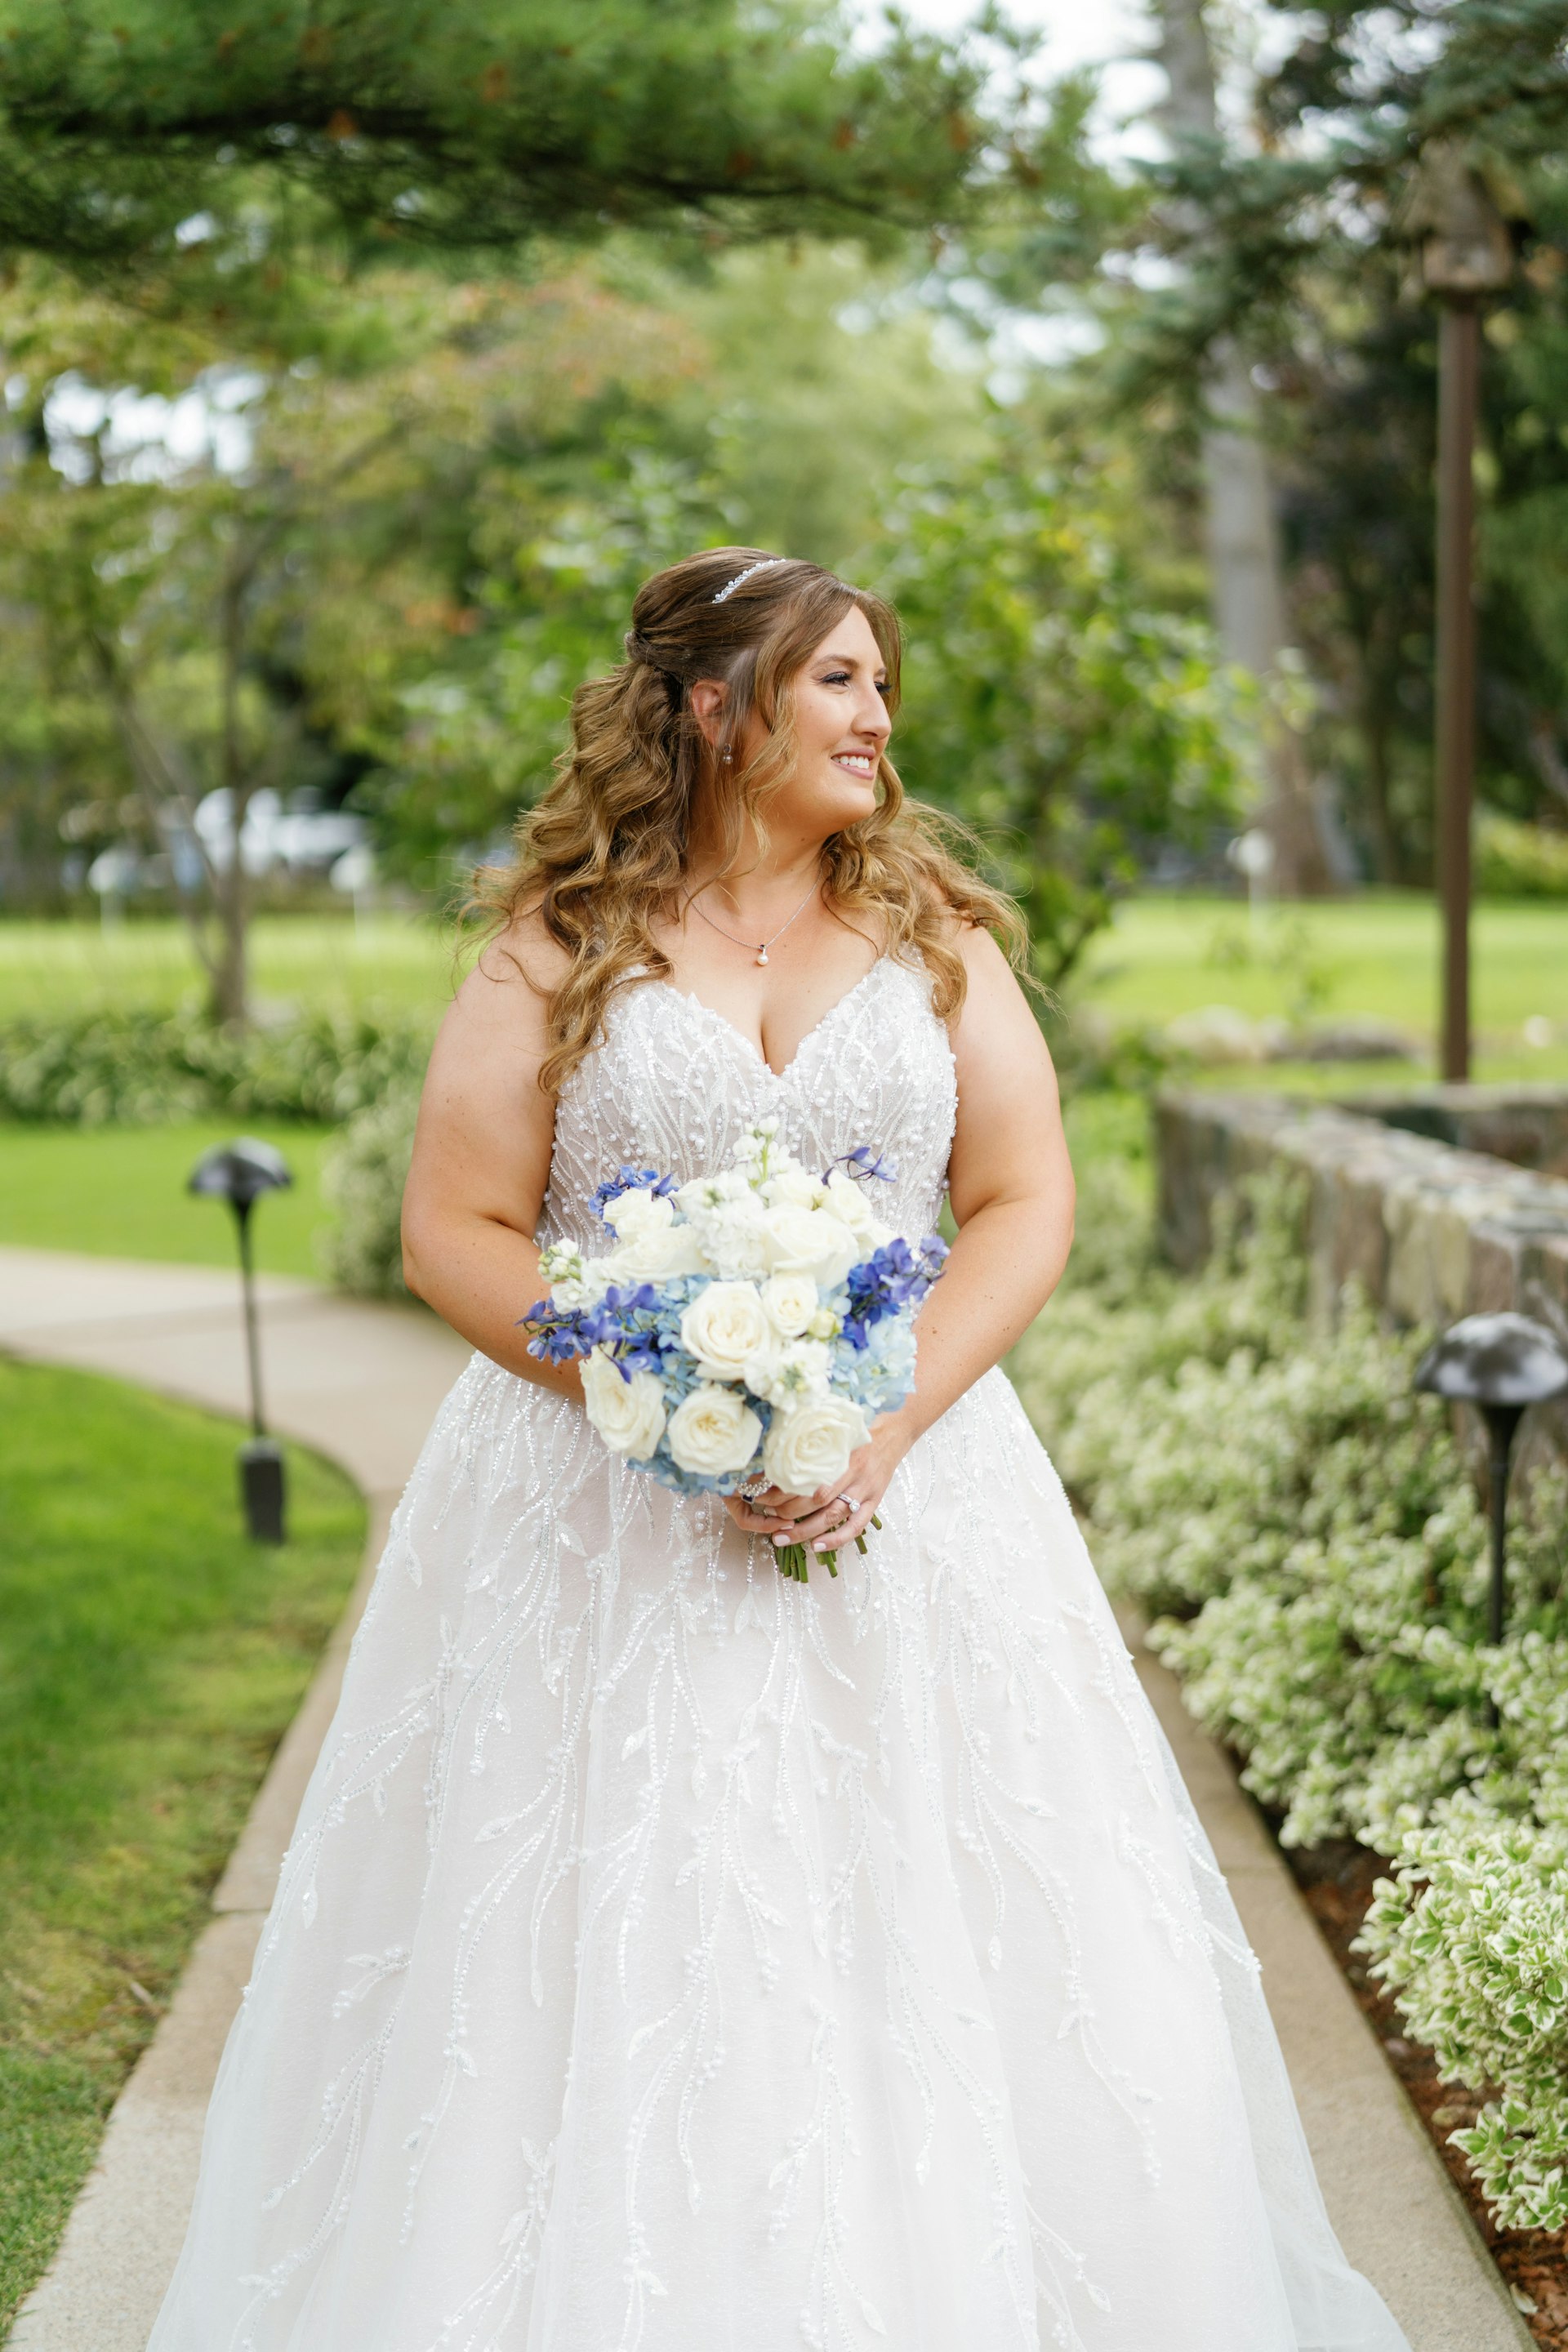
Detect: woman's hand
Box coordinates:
(724, 1409, 912, 1561)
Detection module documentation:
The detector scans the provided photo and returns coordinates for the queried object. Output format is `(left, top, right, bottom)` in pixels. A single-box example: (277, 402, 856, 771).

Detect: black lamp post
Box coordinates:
(1415, 1312, 1568, 1657)
(188, 1137, 294, 1544)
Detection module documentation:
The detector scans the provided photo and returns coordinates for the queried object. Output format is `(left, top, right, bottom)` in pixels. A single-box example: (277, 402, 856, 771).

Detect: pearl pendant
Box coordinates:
(755, 947, 768, 966)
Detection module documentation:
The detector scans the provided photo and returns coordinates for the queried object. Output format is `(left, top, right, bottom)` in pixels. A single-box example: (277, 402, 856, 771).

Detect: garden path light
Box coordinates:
(1414, 1312, 1568, 1650)
(187, 1137, 293, 1544)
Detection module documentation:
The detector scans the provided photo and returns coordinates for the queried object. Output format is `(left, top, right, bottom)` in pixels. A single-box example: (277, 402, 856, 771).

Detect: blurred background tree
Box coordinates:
(7, 0, 1568, 1028)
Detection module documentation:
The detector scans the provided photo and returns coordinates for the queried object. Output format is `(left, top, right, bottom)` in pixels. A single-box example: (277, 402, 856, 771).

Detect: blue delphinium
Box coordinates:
(519, 1127, 951, 1562)
(840, 1236, 948, 1352)
(590, 1165, 679, 1221)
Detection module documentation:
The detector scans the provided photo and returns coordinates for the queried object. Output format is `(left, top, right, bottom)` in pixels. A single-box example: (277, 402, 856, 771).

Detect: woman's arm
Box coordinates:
(732, 924, 1074, 1552)
(400, 927, 584, 1401)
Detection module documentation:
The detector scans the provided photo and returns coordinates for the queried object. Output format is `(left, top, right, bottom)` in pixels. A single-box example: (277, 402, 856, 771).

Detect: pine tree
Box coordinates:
(0, 1, 987, 270)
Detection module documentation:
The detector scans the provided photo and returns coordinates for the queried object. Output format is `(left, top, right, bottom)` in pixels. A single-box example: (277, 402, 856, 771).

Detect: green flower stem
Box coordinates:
(773, 1511, 882, 1584)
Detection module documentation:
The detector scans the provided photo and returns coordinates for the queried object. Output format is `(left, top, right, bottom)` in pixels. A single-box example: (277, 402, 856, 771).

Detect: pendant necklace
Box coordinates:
(688, 874, 820, 967)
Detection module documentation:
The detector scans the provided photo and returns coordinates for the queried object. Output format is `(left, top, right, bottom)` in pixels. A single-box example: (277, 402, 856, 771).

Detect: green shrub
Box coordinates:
(1016, 1118, 1568, 2227)
(1361, 1798, 1568, 2231)
(0, 1009, 434, 1128)
(318, 1083, 421, 1297)
(1476, 813, 1568, 899)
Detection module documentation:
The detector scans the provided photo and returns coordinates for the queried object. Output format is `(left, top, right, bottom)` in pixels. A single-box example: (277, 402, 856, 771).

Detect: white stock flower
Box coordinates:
(603, 1187, 675, 1241)
(691, 1198, 774, 1280)
(666, 1383, 762, 1478)
(762, 1394, 869, 1498)
(581, 1349, 666, 1461)
(538, 1241, 591, 1307)
(675, 1169, 750, 1218)
(732, 1116, 781, 1169)
(760, 1272, 821, 1339)
(679, 1281, 771, 1380)
(764, 1205, 860, 1290)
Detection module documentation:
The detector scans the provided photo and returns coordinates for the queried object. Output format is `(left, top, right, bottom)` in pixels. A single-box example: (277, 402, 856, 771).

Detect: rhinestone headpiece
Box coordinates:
(712, 557, 789, 605)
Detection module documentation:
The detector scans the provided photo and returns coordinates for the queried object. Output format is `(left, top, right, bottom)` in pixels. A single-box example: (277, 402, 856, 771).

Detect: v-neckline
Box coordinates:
(656, 956, 889, 1082)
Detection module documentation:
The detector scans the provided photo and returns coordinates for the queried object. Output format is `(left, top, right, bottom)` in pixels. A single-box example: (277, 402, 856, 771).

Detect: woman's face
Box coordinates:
(714, 604, 893, 841)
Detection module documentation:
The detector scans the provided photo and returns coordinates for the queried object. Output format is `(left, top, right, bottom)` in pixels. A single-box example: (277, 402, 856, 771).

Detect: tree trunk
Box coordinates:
(213, 570, 252, 1029)
(208, 860, 251, 1027)
(1154, 0, 1334, 895)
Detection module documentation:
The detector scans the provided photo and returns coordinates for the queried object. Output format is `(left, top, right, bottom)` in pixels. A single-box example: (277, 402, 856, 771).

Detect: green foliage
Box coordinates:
(1477, 813, 1568, 898)
(949, 2, 1568, 882)
(0, 1357, 363, 2328)
(0, 2, 989, 266)
(0, 1006, 431, 1125)
(368, 439, 1248, 978)
(1015, 1125, 1568, 2229)
(1361, 1802, 1568, 2231)
(0, 258, 696, 1015)
(318, 1081, 420, 1296)
(875, 458, 1250, 982)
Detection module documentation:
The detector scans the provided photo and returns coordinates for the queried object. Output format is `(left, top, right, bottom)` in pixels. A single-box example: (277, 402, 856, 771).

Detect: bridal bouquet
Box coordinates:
(522, 1118, 946, 1579)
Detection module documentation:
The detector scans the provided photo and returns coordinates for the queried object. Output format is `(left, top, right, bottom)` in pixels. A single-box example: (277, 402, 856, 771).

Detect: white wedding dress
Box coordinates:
(149, 955, 1409, 2352)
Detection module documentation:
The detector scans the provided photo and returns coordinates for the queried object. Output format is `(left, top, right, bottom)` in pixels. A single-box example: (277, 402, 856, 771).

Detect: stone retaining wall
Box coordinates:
(1346, 1083, 1568, 1179)
(1156, 1088, 1568, 1467)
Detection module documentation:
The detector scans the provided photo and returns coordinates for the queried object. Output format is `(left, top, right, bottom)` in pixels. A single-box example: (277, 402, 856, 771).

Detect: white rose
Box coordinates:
(666, 1383, 763, 1478)
(679, 1281, 771, 1380)
(749, 1339, 831, 1409)
(762, 1395, 869, 1498)
(606, 1222, 707, 1285)
(603, 1187, 674, 1242)
(581, 1349, 666, 1461)
(807, 1305, 840, 1340)
(766, 1164, 830, 1211)
(764, 1205, 860, 1290)
(822, 1168, 880, 1240)
(760, 1272, 821, 1339)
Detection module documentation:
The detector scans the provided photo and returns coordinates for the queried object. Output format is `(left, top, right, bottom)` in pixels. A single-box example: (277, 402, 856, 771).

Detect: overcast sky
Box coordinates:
(876, 0, 1166, 152)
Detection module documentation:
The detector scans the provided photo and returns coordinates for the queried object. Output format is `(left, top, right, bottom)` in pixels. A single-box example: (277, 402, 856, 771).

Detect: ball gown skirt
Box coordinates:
(147, 956, 1410, 2352)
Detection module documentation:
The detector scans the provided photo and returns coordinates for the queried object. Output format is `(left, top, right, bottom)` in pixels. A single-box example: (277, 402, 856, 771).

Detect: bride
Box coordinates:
(149, 550, 1408, 2351)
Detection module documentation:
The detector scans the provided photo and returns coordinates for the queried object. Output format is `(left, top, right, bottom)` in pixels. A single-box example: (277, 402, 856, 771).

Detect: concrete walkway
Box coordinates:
(1, 1246, 1530, 2352)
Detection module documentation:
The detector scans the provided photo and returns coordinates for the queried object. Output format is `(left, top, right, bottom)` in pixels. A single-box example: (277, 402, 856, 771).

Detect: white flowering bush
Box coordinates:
(1361, 1802, 1568, 2230)
(1013, 1120, 1568, 2227)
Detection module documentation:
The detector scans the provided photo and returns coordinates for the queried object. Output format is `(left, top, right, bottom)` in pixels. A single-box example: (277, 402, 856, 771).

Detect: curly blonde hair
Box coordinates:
(474, 546, 1028, 1094)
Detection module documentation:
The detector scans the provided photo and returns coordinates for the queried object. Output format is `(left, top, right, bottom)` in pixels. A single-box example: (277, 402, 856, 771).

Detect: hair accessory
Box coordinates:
(712, 557, 789, 605)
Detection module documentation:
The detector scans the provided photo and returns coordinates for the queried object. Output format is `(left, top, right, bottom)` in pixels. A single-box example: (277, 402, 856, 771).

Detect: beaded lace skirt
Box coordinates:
(148, 958, 1408, 2351)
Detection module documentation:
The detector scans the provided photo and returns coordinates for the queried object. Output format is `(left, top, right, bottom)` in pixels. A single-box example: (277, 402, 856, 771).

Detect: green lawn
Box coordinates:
(1075, 893, 1568, 1083)
(0, 912, 464, 1024)
(0, 1359, 364, 2332)
(0, 1122, 337, 1276)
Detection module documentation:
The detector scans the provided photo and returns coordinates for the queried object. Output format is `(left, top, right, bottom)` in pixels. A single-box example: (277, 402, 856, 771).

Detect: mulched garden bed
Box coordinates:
(1287, 1838, 1566, 2343)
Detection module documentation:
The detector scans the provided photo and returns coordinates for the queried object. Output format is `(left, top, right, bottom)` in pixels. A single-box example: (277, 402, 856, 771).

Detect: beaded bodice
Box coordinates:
(537, 955, 957, 1251)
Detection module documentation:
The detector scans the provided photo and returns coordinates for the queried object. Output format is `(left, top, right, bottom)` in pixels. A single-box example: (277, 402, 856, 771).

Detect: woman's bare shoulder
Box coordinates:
(447, 908, 572, 1040)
